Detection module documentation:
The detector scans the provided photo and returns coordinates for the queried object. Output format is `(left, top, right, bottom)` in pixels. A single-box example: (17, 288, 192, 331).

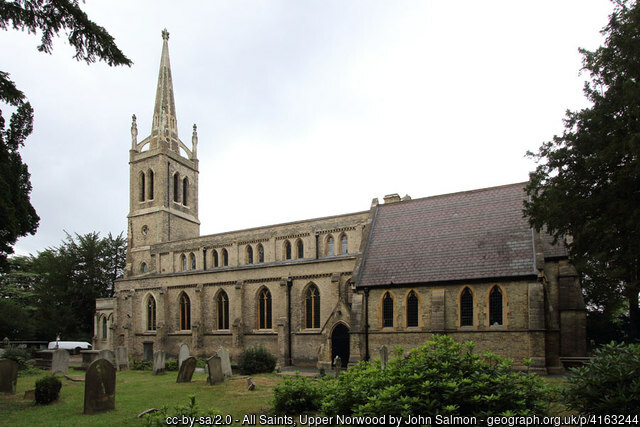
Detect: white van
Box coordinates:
(48, 341, 92, 354)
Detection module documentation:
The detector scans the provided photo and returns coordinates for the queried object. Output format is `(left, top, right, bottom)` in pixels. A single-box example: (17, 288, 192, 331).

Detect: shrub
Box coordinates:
(144, 395, 222, 427)
(165, 359, 178, 371)
(273, 375, 325, 414)
(35, 375, 62, 404)
(564, 342, 640, 415)
(237, 346, 276, 375)
(132, 359, 153, 371)
(320, 335, 550, 418)
(2, 347, 31, 370)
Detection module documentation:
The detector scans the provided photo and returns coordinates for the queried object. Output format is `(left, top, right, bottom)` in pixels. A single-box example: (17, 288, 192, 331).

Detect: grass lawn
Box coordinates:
(0, 369, 284, 426)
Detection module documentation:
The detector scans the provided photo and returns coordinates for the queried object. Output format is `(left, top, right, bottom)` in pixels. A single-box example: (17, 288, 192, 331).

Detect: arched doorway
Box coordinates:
(331, 323, 350, 368)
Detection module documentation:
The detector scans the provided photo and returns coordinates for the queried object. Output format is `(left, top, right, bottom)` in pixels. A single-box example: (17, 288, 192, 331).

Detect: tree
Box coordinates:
(0, 0, 132, 270)
(525, 0, 640, 340)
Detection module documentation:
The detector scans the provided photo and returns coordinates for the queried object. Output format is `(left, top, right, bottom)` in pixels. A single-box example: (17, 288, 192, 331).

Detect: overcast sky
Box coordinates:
(3, 1, 614, 256)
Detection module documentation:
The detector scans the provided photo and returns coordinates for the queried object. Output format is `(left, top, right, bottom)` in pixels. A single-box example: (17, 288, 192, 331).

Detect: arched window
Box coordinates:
(190, 252, 196, 270)
(341, 234, 348, 254)
(382, 291, 394, 327)
(258, 288, 272, 329)
(181, 254, 187, 271)
(258, 244, 264, 263)
(222, 249, 229, 266)
(460, 287, 474, 326)
(213, 250, 219, 268)
(305, 284, 320, 329)
(147, 295, 156, 331)
(179, 293, 191, 330)
(406, 290, 419, 327)
(296, 239, 304, 259)
(217, 291, 229, 330)
(284, 240, 292, 260)
(173, 173, 179, 203)
(139, 171, 146, 202)
(148, 169, 154, 200)
(326, 235, 334, 256)
(102, 316, 107, 339)
(141, 262, 148, 273)
(182, 177, 188, 206)
(246, 246, 253, 264)
(489, 286, 503, 326)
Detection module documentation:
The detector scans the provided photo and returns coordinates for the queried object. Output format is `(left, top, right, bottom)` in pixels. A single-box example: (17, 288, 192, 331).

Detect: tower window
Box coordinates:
(147, 295, 157, 331)
(489, 286, 503, 326)
(190, 252, 196, 270)
(382, 291, 394, 327)
(407, 290, 419, 327)
(181, 254, 187, 271)
(148, 170, 154, 200)
(182, 177, 188, 206)
(179, 292, 191, 330)
(258, 244, 264, 263)
(284, 240, 292, 260)
(217, 291, 229, 330)
(305, 284, 320, 329)
(141, 262, 148, 273)
(173, 173, 179, 203)
(258, 288, 272, 329)
(296, 239, 304, 259)
(213, 250, 219, 267)
(460, 287, 474, 326)
(222, 249, 228, 266)
(140, 172, 146, 202)
(326, 235, 334, 256)
(246, 245, 253, 264)
(341, 234, 348, 254)
(102, 316, 107, 339)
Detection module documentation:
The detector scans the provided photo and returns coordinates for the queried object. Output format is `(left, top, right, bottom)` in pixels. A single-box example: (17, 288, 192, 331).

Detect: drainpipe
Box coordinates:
(287, 278, 293, 366)
(364, 287, 370, 361)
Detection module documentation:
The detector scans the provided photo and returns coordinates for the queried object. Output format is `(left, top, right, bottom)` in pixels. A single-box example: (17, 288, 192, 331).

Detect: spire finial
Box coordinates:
(191, 124, 198, 159)
(162, 28, 169, 41)
(131, 114, 138, 149)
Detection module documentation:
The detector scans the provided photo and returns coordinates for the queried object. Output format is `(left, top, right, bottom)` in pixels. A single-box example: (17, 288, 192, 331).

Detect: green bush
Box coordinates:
(35, 375, 62, 404)
(237, 346, 276, 375)
(132, 359, 153, 371)
(273, 375, 325, 415)
(564, 342, 640, 415)
(165, 359, 178, 371)
(2, 347, 31, 370)
(144, 395, 222, 427)
(317, 335, 550, 418)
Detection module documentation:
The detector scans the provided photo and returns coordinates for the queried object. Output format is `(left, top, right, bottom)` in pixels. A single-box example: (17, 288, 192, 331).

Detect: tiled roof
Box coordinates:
(357, 183, 542, 287)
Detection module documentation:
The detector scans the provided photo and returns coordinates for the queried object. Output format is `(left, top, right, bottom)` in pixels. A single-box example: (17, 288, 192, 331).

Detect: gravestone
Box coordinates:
(153, 350, 166, 375)
(333, 355, 342, 378)
(99, 349, 115, 366)
(51, 349, 69, 375)
(80, 350, 100, 370)
(176, 356, 196, 383)
(216, 347, 232, 379)
(0, 359, 19, 394)
(178, 343, 190, 369)
(206, 355, 224, 385)
(83, 358, 116, 414)
(247, 377, 255, 391)
(115, 346, 129, 371)
(379, 345, 388, 370)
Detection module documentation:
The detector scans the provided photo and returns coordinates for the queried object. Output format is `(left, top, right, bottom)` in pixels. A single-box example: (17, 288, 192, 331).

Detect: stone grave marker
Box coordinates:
(0, 358, 19, 394)
(153, 350, 166, 375)
(80, 350, 100, 370)
(247, 377, 255, 391)
(178, 343, 190, 369)
(379, 345, 388, 370)
(99, 349, 115, 366)
(176, 356, 196, 383)
(83, 358, 116, 414)
(216, 347, 232, 379)
(333, 355, 342, 378)
(115, 346, 129, 371)
(206, 355, 224, 385)
(51, 348, 69, 375)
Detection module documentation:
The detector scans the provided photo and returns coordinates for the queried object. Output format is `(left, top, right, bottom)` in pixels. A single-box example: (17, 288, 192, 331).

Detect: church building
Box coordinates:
(94, 30, 587, 374)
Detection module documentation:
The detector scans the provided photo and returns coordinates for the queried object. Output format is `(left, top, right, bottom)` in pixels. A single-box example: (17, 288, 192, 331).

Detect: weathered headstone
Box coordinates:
(115, 346, 129, 371)
(99, 349, 115, 366)
(178, 343, 190, 369)
(247, 377, 255, 391)
(152, 350, 166, 375)
(176, 356, 196, 383)
(0, 359, 18, 394)
(216, 347, 232, 379)
(83, 358, 116, 414)
(333, 355, 342, 378)
(379, 345, 388, 370)
(51, 349, 69, 375)
(80, 350, 101, 370)
(206, 355, 224, 385)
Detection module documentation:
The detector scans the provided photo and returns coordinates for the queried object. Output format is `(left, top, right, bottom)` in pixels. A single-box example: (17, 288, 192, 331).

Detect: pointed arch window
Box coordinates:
(190, 252, 196, 270)
(460, 287, 474, 326)
(147, 295, 157, 331)
(258, 288, 272, 329)
(382, 291, 394, 327)
(173, 173, 180, 203)
(213, 250, 219, 268)
(407, 290, 419, 327)
(341, 234, 348, 254)
(217, 291, 229, 330)
(258, 244, 264, 263)
(326, 235, 334, 256)
(284, 240, 292, 260)
(181, 254, 187, 271)
(489, 286, 503, 326)
(222, 249, 228, 266)
(179, 293, 191, 330)
(182, 177, 188, 206)
(141, 262, 148, 273)
(246, 246, 253, 264)
(140, 172, 146, 202)
(102, 316, 108, 339)
(296, 239, 304, 259)
(148, 170, 154, 200)
(305, 284, 320, 329)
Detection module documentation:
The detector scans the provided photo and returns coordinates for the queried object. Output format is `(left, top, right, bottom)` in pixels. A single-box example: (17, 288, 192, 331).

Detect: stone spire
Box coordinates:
(151, 28, 179, 151)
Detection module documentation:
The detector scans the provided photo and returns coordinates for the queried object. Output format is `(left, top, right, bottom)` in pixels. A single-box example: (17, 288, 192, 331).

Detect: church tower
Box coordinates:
(126, 29, 200, 276)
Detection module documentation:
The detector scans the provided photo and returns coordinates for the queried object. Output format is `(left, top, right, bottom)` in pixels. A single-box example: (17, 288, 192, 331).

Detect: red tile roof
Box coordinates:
(356, 182, 545, 287)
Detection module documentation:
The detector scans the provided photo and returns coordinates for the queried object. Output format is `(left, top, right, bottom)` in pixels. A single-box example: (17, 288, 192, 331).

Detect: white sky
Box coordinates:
(4, 0, 614, 256)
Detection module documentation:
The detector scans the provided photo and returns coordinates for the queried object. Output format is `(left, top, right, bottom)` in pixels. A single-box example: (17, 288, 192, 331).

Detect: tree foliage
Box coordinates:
(0, 0, 132, 269)
(524, 0, 640, 340)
